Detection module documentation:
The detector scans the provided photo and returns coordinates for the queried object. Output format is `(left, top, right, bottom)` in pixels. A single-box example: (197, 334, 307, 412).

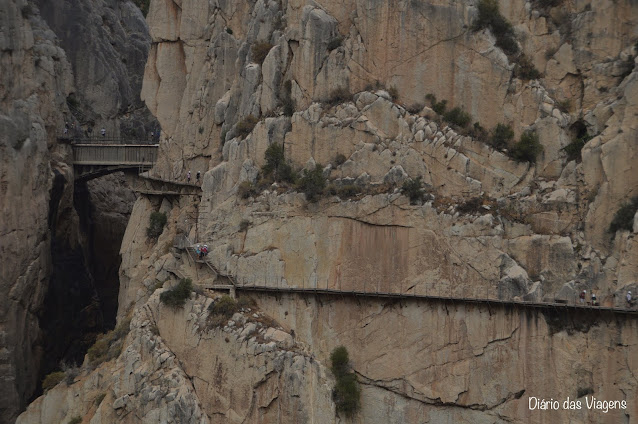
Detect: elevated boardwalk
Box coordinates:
(66, 137, 159, 181)
(179, 240, 638, 317)
(133, 172, 202, 196)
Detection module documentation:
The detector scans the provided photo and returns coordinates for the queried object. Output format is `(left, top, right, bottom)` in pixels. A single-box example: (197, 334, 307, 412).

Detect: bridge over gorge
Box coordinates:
(59, 136, 159, 181)
(176, 239, 638, 318)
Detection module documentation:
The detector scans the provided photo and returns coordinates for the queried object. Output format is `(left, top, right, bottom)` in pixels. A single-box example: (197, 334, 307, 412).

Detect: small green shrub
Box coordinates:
(147, 211, 167, 239)
(87, 318, 131, 366)
(562, 134, 591, 162)
(235, 115, 259, 138)
(388, 86, 399, 102)
(94, 392, 106, 406)
(208, 295, 238, 326)
(330, 346, 360, 417)
(556, 99, 571, 113)
(160, 278, 193, 308)
(401, 177, 427, 204)
(426, 94, 447, 115)
(42, 371, 65, 391)
(325, 87, 352, 106)
(68, 416, 82, 424)
(509, 131, 543, 162)
(609, 197, 638, 234)
(262, 143, 296, 183)
(457, 197, 485, 214)
(225, 27, 233, 35)
(239, 219, 251, 232)
(298, 164, 327, 202)
(490, 123, 515, 150)
(337, 185, 361, 199)
(468, 122, 489, 143)
(237, 296, 256, 309)
(252, 42, 274, 64)
(474, 0, 519, 55)
(238, 181, 257, 199)
(407, 103, 424, 114)
(333, 153, 347, 167)
(327, 36, 343, 51)
(198, 126, 204, 134)
(515, 55, 541, 80)
(443, 107, 472, 128)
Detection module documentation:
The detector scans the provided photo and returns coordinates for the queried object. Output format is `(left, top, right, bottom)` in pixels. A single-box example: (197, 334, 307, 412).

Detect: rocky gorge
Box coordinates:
(3, 0, 638, 423)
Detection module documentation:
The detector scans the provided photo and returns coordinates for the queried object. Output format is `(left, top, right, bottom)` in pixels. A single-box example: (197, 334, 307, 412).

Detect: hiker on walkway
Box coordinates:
(202, 244, 208, 257)
(627, 291, 632, 307)
(196, 244, 202, 259)
(101, 127, 106, 137)
(187, 171, 191, 183)
(196, 171, 201, 183)
(579, 290, 586, 304)
(591, 292, 597, 306)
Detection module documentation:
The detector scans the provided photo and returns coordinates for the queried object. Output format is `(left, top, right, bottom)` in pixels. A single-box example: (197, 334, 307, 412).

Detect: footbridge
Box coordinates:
(178, 240, 638, 318)
(59, 136, 159, 181)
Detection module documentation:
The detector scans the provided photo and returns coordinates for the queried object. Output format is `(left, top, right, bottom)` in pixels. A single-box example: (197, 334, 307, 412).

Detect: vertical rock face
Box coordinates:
(0, 1, 152, 421)
(0, 1, 72, 420)
(34, 0, 156, 137)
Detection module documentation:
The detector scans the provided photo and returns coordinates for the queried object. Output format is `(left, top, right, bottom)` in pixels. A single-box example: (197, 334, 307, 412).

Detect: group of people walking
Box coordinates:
(186, 171, 201, 184)
(579, 289, 634, 308)
(195, 244, 209, 260)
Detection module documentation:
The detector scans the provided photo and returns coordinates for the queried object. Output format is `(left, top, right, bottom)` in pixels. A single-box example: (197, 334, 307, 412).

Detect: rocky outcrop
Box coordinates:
(17, 290, 335, 424)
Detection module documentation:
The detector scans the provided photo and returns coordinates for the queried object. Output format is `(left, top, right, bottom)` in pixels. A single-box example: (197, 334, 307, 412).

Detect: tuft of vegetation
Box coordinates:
(443, 107, 472, 128)
(61, 362, 80, 385)
(401, 176, 428, 205)
(608, 197, 638, 234)
(333, 153, 347, 167)
(327, 36, 343, 51)
(208, 295, 238, 327)
(515, 55, 541, 80)
(555, 99, 571, 113)
(562, 133, 592, 162)
(325, 87, 352, 106)
(468, 122, 489, 143)
(235, 115, 259, 139)
(426, 93, 447, 115)
(252, 42, 274, 64)
(160, 278, 193, 308)
(509, 131, 543, 163)
(225, 27, 233, 35)
(147, 211, 167, 239)
(387, 86, 399, 102)
(407, 103, 424, 114)
(262, 143, 296, 183)
(238, 181, 257, 199)
(330, 346, 360, 417)
(489, 123, 515, 150)
(198, 126, 204, 134)
(42, 371, 65, 391)
(237, 295, 256, 310)
(239, 219, 251, 232)
(457, 197, 485, 214)
(94, 392, 106, 406)
(87, 318, 131, 367)
(68, 416, 82, 424)
(474, 0, 519, 55)
(337, 185, 361, 199)
(297, 164, 327, 202)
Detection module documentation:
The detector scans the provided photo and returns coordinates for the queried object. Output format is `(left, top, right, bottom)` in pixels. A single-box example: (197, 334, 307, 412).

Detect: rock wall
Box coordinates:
(0, 0, 72, 420)
(134, 0, 638, 307)
(0, 0, 152, 421)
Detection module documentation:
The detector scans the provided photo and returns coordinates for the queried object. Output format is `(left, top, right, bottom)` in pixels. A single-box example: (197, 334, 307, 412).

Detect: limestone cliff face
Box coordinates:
(136, 0, 638, 305)
(0, 1, 72, 420)
(16, 0, 638, 422)
(1, 1, 152, 421)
